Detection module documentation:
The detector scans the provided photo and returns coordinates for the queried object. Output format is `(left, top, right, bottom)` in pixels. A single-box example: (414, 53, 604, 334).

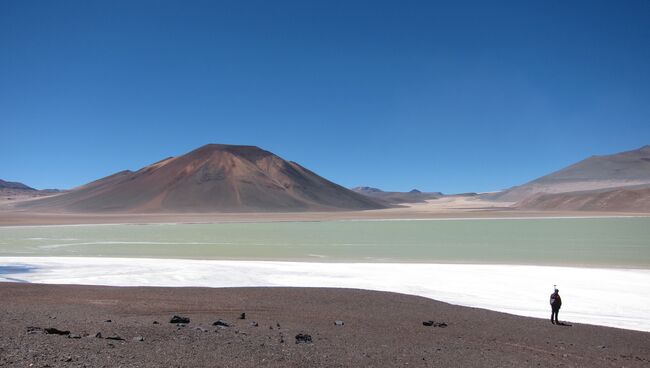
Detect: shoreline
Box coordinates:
(2, 194, 649, 227)
(1, 211, 648, 228)
(3, 257, 650, 332)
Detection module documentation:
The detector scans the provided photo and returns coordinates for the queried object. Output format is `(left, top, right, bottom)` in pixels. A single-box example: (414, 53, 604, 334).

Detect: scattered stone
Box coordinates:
(95, 332, 103, 338)
(44, 328, 70, 336)
(68, 334, 81, 339)
(170, 315, 190, 324)
(276, 322, 281, 328)
(423, 321, 448, 328)
(194, 327, 208, 332)
(295, 333, 313, 344)
(213, 319, 230, 327)
(133, 336, 145, 342)
(250, 322, 259, 327)
(105, 334, 124, 341)
(104, 319, 112, 323)
(64, 357, 72, 362)
(239, 313, 246, 320)
(153, 321, 160, 325)
(269, 325, 274, 330)
(176, 323, 187, 328)
(26, 326, 43, 334)
(334, 320, 344, 326)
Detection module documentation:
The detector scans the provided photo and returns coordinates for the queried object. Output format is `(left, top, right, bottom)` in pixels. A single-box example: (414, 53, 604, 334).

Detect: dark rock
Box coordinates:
(239, 313, 246, 320)
(170, 315, 190, 324)
(44, 328, 70, 336)
(194, 327, 208, 332)
(95, 332, 102, 338)
(26, 326, 43, 334)
(213, 319, 230, 327)
(104, 319, 112, 323)
(334, 320, 344, 326)
(153, 321, 160, 324)
(295, 333, 313, 344)
(68, 334, 81, 339)
(250, 322, 259, 327)
(105, 334, 124, 341)
(423, 320, 448, 328)
(133, 336, 145, 342)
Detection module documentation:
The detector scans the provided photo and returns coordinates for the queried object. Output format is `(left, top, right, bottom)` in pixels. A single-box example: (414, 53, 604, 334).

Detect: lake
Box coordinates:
(1, 217, 649, 268)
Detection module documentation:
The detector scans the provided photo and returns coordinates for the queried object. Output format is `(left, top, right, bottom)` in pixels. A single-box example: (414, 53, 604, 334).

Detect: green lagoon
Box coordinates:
(1, 218, 649, 268)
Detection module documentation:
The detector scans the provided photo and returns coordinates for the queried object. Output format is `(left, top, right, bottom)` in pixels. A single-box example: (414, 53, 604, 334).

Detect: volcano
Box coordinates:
(21, 144, 386, 212)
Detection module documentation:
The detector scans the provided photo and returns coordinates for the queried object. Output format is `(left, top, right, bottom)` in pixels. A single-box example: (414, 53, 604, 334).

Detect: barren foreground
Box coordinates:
(1, 283, 648, 367)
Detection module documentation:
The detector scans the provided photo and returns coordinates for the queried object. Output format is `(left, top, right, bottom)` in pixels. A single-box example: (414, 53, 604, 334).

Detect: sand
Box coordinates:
(1, 283, 649, 367)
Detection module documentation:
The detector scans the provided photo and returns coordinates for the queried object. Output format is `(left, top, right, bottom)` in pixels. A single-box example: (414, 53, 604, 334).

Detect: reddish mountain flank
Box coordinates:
(20, 144, 386, 212)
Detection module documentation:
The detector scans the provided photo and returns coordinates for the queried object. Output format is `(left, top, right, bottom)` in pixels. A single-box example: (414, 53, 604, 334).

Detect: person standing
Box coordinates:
(550, 288, 562, 324)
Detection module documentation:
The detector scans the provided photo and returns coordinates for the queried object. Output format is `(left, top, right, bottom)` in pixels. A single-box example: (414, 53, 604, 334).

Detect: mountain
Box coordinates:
(352, 187, 442, 204)
(19, 144, 387, 213)
(487, 145, 650, 202)
(517, 185, 650, 212)
(0, 179, 35, 191)
(0, 179, 64, 202)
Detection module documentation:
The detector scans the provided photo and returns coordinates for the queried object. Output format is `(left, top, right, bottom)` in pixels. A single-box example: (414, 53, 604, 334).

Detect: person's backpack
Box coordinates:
(550, 293, 557, 306)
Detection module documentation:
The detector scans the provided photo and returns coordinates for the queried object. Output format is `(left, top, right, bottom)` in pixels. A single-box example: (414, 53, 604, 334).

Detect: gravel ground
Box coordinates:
(1, 283, 648, 367)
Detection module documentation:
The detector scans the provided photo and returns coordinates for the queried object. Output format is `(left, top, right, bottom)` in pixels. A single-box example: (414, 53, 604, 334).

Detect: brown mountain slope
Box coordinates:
(516, 185, 650, 212)
(19, 144, 386, 213)
(487, 145, 650, 202)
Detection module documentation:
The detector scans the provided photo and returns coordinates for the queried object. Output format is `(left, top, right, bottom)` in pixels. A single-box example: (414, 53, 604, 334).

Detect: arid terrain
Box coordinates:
(3, 144, 650, 222)
(486, 145, 650, 208)
(1, 283, 648, 368)
(3, 195, 645, 227)
(13, 144, 385, 213)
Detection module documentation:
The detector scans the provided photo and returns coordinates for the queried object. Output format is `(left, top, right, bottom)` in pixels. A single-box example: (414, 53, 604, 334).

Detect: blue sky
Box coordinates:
(1, 0, 649, 193)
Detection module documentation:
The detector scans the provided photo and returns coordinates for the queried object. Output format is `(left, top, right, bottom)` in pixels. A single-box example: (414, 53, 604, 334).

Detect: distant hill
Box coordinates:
(0, 179, 35, 191)
(0, 179, 63, 202)
(487, 145, 650, 202)
(352, 186, 442, 204)
(19, 144, 387, 213)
